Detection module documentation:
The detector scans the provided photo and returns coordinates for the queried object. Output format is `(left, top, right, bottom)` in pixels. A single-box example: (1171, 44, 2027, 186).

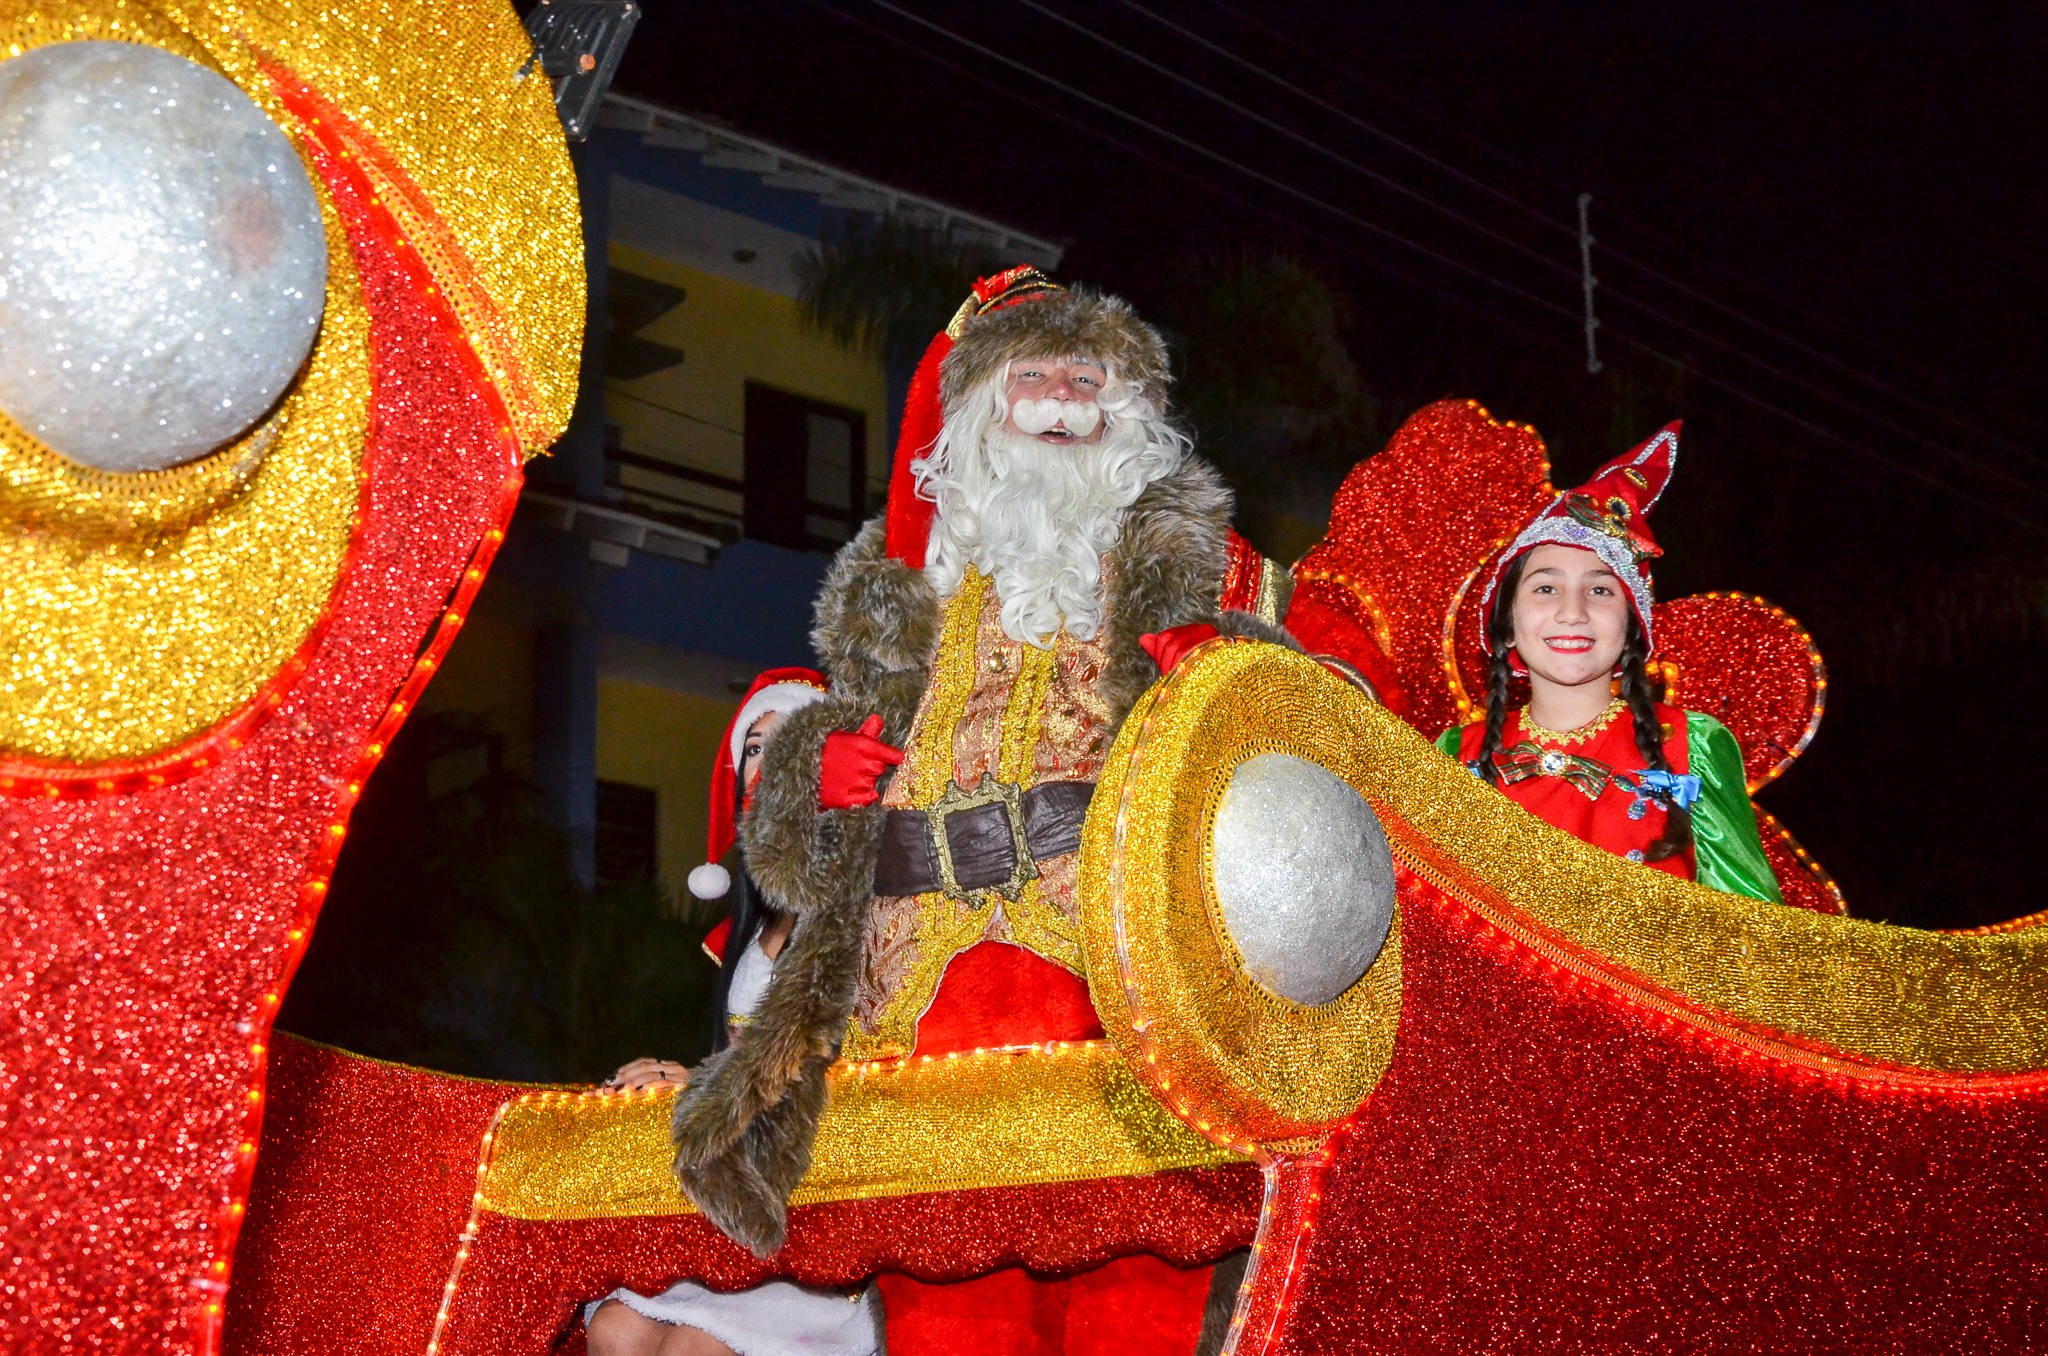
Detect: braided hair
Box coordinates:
(1617, 611, 1692, 862)
(1471, 552, 1526, 786)
(1474, 551, 1692, 861)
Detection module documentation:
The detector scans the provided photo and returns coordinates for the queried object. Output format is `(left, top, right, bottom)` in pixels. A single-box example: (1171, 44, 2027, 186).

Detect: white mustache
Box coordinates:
(1010, 397, 1102, 436)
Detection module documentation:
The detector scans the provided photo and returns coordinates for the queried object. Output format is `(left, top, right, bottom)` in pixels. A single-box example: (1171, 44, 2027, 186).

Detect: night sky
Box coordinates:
(606, 3, 2048, 927)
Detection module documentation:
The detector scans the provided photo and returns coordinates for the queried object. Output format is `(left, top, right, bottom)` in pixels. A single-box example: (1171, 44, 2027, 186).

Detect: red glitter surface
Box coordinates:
(223, 1036, 1258, 1355)
(1651, 594, 1825, 789)
(1293, 398, 1552, 736)
(1233, 871, 2048, 1355)
(0, 93, 519, 1353)
(221, 1037, 516, 1356)
(436, 1171, 1256, 1354)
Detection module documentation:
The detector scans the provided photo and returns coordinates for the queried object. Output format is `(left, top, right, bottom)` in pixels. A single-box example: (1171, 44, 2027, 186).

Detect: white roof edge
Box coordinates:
(599, 92, 1065, 269)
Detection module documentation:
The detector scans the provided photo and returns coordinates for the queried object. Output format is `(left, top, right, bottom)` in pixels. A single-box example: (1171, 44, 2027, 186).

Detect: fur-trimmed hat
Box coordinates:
(687, 667, 828, 901)
(883, 266, 1173, 570)
(1479, 421, 1679, 653)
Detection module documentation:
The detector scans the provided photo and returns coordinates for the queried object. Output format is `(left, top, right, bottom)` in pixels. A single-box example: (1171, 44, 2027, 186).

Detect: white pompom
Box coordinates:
(688, 862, 731, 900)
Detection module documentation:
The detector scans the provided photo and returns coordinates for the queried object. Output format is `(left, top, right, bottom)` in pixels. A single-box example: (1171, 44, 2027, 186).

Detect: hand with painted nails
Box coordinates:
(606, 1057, 690, 1092)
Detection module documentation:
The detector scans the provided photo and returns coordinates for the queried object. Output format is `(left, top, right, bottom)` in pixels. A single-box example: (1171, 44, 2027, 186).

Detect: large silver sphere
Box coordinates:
(1211, 752, 1396, 1006)
(0, 41, 326, 472)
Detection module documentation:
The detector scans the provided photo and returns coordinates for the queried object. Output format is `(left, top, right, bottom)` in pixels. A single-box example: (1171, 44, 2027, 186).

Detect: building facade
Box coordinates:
(420, 94, 1061, 895)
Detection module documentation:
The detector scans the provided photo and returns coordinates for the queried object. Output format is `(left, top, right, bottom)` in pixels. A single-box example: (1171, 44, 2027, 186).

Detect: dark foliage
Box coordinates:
(278, 712, 720, 1083)
(795, 217, 1006, 378)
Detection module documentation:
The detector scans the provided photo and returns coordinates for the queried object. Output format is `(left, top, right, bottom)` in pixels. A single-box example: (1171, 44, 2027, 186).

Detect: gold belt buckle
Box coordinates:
(928, 773, 1039, 905)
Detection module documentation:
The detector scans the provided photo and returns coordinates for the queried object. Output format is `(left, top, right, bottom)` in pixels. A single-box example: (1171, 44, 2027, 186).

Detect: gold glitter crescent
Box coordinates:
(478, 1042, 1243, 1222)
(1210, 644, 2048, 1078)
(0, 1, 581, 767)
(1081, 640, 1406, 1153)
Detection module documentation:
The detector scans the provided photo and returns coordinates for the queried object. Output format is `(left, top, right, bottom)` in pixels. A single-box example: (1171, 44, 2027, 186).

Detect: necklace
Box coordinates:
(1520, 697, 1625, 747)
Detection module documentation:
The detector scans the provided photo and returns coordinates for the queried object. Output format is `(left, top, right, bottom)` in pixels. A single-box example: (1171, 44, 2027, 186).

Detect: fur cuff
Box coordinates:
(674, 1060, 829, 1258)
(1216, 608, 1303, 651)
(670, 822, 873, 1165)
(741, 677, 922, 915)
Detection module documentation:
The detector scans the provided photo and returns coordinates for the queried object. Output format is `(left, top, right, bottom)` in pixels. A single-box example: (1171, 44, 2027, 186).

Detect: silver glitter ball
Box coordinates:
(0, 41, 326, 472)
(1210, 752, 1396, 1006)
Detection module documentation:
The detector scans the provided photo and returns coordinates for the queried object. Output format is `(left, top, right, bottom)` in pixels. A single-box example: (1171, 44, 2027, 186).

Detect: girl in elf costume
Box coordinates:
(593, 668, 883, 1356)
(1436, 424, 1783, 902)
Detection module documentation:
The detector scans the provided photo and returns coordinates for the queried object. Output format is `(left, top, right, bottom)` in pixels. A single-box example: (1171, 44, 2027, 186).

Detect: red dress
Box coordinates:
(1450, 699, 1696, 882)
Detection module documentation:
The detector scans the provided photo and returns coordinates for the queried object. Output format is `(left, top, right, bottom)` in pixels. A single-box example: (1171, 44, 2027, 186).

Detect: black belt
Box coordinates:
(873, 776, 1095, 903)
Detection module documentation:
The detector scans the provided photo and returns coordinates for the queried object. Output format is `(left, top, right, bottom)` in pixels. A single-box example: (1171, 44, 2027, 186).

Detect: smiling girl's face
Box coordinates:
(1507, 543, 1630, 691)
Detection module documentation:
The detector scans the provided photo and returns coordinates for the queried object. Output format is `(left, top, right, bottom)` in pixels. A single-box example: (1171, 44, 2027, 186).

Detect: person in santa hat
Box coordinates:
(591, 667, 885, 1356)
(1436, 423, 1782, 900)
(663, 266, 1297, 1353)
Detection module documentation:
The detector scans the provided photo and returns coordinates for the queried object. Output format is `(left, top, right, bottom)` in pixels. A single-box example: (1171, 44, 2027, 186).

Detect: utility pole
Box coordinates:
(1578, 192, 1603, 375)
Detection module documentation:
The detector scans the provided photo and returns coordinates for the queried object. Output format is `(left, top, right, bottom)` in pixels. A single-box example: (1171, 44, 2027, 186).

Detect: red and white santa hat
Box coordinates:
(687, 666, 828, 901)
(883, 264, 1173, 570)
(1479, 421, 1680, 653)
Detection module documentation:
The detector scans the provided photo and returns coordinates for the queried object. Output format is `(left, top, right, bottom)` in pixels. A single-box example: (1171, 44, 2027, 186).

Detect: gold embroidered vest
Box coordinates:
(845, 567, 1116, 1060)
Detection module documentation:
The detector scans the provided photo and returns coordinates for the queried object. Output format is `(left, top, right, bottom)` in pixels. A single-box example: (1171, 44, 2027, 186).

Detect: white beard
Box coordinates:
(915, 378, 1187, 647)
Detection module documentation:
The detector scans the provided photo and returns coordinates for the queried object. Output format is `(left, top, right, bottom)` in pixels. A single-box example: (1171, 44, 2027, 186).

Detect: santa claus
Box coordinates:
(667, 267, 1296, 1350)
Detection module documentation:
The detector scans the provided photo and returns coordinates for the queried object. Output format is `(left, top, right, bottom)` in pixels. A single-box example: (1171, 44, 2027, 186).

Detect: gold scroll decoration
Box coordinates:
(0, 1, 581, 766)
(1081, 641, 1407, 1153)
(1142, 644, 2048, 1084)
(480, 1041, 1244, 1222)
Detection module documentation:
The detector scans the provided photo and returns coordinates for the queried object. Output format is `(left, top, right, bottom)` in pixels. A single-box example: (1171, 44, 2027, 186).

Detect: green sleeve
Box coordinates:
(1685, 711, 1784, 904)
(1436, 726, 1466, 761)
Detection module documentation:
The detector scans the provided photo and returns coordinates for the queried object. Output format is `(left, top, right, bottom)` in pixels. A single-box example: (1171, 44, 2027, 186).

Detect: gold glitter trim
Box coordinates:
(850, 574, 1088, 1059)
(1259, 646, 2048, 1077)
(0, 175, 368, 764)
(1251, 553, 1285, 627)
(846, 570, 996, 1061)
(0, 2, 580, 764)
(1082, 641, 1405, 1150)
(997, 640, 1058, 785)
(1520, 698, 1627, 747)
(478, 1042, 1244, 1221)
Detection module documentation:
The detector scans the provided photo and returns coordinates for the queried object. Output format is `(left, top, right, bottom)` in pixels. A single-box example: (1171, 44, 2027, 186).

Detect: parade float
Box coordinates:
(0, 3, 2042, 1354)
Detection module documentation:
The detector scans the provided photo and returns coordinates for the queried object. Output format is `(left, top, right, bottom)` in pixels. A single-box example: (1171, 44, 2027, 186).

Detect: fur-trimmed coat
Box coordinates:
(668, 457, 1294, 1255)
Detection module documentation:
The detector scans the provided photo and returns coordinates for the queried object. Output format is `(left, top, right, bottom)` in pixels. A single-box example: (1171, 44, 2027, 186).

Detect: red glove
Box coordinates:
(819, 714, 904, 809)
(1140, 623, 1222, 676)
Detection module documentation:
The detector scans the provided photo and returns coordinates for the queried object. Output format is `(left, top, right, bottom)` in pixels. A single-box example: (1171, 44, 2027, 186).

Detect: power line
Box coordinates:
(805, 0, 1574, 365)
(860, 0, 1582, 324)
(1125, 0, 1577, 242)
(1018, 0, 1583, 291)
(1082, 0, 2048, 499)
(847, 0, 2048, 536)
(1198, 0, 2040, 464)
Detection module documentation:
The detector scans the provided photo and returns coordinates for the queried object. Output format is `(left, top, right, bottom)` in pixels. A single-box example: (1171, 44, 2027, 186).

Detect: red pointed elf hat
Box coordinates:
(1479, 420, 1680, 652)
(687, 667, 828, 901)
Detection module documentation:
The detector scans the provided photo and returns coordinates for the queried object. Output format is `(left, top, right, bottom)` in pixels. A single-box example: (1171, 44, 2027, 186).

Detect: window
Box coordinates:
(742, 383, 866, 551)
(604, 270, 686, 381)
(594, 780, 659, 887)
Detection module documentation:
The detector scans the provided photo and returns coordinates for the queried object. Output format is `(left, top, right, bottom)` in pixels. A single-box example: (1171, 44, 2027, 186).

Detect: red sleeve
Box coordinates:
(700, 917, 732, 966)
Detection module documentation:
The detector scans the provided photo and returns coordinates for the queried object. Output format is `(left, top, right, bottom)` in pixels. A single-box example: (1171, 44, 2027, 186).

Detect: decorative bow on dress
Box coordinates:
(1470, 743, 1703, 811)
(1482, 742, 1615, 800)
